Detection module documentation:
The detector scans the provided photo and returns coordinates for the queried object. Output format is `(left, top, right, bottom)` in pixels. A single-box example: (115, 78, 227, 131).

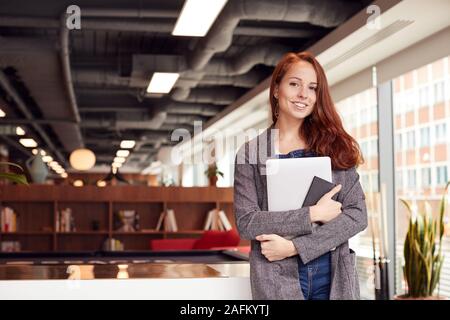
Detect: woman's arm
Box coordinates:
(233, 145, 313, 240)
(291, 167, 368, 264)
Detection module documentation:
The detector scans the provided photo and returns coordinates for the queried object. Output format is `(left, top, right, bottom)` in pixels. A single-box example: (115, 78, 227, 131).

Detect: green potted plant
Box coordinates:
(204, 163, 224, 187)
(398, 181, 449, 299)
(0, 162, 28, 185)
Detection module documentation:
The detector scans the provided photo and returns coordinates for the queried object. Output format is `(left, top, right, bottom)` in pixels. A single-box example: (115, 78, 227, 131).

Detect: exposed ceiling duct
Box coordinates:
(187, 0, 360, 70)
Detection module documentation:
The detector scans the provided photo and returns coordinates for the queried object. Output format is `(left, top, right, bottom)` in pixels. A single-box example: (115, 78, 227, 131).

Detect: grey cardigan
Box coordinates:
(233, 126, 368, 300)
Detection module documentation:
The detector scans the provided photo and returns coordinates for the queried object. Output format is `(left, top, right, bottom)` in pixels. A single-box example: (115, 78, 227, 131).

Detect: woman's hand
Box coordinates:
(256, 234, 297, 262)
(309, 184, 342, 224)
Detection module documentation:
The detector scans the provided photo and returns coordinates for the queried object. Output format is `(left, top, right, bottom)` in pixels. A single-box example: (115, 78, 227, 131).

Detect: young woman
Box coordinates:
(233, 51, 367, 300)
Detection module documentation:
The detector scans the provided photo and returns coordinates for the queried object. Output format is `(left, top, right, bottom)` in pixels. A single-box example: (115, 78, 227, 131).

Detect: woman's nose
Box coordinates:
(297, 85, 307, 99)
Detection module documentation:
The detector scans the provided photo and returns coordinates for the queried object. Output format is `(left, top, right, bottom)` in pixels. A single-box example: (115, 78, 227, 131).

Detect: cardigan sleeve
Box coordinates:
(292, 166, 368, 264)
(233, 144, 313, 240)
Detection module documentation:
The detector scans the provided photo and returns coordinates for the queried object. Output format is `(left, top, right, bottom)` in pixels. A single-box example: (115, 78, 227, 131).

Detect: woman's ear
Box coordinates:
(273, 86, 279, 99)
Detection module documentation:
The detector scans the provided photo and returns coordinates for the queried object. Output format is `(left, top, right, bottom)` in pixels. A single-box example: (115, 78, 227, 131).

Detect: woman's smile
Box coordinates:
(290, 100, 309, 112)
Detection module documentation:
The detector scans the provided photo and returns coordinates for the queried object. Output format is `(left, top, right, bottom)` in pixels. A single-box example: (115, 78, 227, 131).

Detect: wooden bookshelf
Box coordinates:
(0, 185, 235, 252)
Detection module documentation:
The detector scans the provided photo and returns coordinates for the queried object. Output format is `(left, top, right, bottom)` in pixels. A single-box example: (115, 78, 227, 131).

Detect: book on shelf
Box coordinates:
(1, 241, 21, 252)
(57, 208, 76, 232)
(102, 238, 124, 251)
(1, 206, 18, 232)
(204, 208, 232, 231)
(155, 209, 178, 231)
(114, 210, 140, 232)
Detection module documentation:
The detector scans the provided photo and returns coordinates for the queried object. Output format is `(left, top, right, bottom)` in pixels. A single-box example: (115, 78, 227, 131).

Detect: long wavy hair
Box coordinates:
(269, 51, 363, 170)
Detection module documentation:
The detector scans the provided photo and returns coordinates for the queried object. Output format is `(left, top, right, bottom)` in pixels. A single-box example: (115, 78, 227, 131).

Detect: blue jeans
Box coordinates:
(298, 252, 331, 300)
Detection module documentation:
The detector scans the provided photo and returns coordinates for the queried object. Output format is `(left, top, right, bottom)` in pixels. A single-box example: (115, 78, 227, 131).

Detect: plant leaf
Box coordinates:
(0, 172, 28, 185)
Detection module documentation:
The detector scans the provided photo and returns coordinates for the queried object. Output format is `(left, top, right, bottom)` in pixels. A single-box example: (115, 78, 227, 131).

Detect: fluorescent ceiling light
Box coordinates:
(116, 150, 130, 157)
(120, 140, 136, 149)
(113, 157, 126, 164)
(0, 108, 5, 117)
(146, 72, 179, 94)
(172, 0, 228, 37)
(16, 127, 25, 136)
(19, 138, 37, 148)
(112, 162, 122, 168)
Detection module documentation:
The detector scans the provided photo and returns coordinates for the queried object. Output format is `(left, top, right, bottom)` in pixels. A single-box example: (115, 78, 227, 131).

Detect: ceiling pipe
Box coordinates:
(79, 102, 223, 117)
(0, 15, 322, 37)
(81, 8, 179, 18)
(73, 66, 264, 89)
(233, 26, 325, 38)
(0, 118, 75, 125)
(80, 112, 167, 130)
(60, 12, 81, 124)
(170, 87, 244, 104)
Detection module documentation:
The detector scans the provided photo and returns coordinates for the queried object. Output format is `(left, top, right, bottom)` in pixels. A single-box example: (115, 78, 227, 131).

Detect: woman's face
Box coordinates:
(274, 60, 318, 122)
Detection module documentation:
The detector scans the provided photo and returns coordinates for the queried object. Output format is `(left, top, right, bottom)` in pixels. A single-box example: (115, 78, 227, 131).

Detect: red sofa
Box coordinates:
(150, 229, 241, 251)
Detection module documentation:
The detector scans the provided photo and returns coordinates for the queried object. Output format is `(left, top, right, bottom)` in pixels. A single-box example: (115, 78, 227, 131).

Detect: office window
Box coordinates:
(419, 86, 429, 107)
(419, 127, 430, 147)
(336, 87, 378, 300)
(393, 56, 450, 298)
(433, 80, 445, 104)
(406, 131, 415, 150)
(395, 170, 403, 190)
(436, 165, 447, 185)
(435, 123, 447, 143)
(407, 169, 416, 188)
(421, 167, 431, 188)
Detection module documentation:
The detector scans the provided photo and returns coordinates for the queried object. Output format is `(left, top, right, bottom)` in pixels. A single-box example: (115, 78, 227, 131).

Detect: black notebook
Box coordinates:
(302, 176, 337, 207)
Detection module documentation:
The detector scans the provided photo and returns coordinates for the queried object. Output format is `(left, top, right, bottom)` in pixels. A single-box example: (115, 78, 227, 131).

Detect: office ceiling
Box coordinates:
(0, 0, 370, 172)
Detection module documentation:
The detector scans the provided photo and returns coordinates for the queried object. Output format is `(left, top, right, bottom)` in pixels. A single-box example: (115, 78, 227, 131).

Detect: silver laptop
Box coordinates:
(266, 157, 332, 211)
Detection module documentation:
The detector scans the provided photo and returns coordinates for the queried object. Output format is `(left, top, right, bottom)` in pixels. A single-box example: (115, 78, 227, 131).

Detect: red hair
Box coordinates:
(269, 51, 363, 170)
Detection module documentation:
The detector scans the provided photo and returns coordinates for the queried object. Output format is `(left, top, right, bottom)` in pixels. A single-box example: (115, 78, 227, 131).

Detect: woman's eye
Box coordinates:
(289, 82, 299, 87)
(310, 87, 317, 91)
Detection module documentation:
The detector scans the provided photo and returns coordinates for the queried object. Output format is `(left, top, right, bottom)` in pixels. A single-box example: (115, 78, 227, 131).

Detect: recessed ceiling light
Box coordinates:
(40, 150, 46, 156)
(0, 108, 5, 117)
(16, 127, 25, 136)
(19, 138, 37, 148)
(113, 157, 126, 164)
(120, 140, 136, 149)
(146, 72, 179, 94)
(49, 161, 58, 167)
(172, 0, 228, 37)
(42, 156, 53, 163)
(32, 149, 38, 155)
(112, 162, 122, 168)
(61, 172, 68, 178)
(116, 150, 130, 157)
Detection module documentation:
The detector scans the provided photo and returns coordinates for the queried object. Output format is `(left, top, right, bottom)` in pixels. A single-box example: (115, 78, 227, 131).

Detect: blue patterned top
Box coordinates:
(277, 148, 316, 159)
